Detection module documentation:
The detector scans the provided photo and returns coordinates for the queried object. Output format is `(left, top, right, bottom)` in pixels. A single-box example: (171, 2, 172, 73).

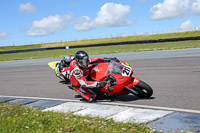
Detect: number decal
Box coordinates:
(62, 70, 70, 79)
(122, 66, 132, 77)
(66, 70, 70, 79)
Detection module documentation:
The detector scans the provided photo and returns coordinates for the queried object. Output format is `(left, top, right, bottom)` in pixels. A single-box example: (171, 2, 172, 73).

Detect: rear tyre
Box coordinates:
(132, 80, 153, 98)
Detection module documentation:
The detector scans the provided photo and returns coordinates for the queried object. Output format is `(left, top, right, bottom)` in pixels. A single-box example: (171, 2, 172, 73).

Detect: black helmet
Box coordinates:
(74, 50, 89, 68)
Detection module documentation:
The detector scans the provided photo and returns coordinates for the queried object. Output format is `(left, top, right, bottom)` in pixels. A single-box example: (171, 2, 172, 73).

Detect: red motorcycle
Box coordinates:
(49, 60, 153, 99)
(89, 61, 153, 98)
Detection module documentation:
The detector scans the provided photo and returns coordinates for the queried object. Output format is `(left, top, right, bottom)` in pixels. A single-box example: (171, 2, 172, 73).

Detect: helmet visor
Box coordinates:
(78, 58, 89, 68)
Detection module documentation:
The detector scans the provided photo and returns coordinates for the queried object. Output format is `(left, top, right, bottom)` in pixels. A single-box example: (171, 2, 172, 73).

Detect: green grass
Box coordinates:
(0, 40, 200, 61)
(0, 44, 42, 51)
(0, 30, 200, 51)
(0, 103, 158, 133)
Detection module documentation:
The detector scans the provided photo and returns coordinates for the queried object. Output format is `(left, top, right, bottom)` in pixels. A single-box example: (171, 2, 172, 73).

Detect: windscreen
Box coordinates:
(106, 61, 123, 75)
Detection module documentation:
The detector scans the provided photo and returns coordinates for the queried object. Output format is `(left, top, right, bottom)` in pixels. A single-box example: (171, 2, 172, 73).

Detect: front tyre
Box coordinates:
(133, 80, 153, 98)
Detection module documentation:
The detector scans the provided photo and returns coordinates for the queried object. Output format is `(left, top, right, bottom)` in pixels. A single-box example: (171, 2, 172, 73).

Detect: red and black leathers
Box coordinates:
(69, 57, 117, 102)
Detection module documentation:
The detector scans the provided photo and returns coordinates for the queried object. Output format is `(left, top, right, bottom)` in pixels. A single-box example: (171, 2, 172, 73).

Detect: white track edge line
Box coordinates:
(1, 95, 200, 114)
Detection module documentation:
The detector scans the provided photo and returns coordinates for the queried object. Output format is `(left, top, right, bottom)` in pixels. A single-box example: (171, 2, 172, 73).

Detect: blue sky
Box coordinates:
(0, 0, 200, 46)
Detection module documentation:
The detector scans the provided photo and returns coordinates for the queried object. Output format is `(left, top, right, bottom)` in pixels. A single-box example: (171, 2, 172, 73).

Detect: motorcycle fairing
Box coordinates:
(90, 61, 138, 95)
(48, 61, 59, 70)
(121, 65, 132, 77)
(62, 67, 71, 79)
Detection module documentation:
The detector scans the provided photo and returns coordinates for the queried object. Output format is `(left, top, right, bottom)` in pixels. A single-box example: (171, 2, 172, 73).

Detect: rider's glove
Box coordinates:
(97, 81, 107, 88)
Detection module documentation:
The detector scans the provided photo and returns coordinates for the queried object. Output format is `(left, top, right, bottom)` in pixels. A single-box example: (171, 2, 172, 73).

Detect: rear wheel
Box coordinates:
(132, 80, 153, 98)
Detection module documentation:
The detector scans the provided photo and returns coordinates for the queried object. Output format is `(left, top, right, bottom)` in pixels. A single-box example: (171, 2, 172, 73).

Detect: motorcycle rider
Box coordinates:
(55, 55, 73, 81)
(69, 50, 120, 102)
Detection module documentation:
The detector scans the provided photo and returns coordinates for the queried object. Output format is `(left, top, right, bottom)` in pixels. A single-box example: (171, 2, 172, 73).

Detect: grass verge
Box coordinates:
(0, 40, 200, 61)
(0, 103, 158, 133)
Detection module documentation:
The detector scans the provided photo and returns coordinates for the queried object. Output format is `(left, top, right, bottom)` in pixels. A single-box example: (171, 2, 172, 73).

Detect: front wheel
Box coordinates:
(132, 80, 153, 98)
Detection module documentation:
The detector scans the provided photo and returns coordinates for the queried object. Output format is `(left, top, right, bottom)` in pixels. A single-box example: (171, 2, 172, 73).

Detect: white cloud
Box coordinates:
(150, 0, 190, 20)
(72, 3, 132, 31)
(177, 20, 200, 32)
(27, 15, 72, 36)
(19, 2, 36, 13)
(95, 3, 132, 27)
(71, 16, 95, 31)
(0, 32, 9, 39)
(180, 20, 194, 31)
(191, 0, 200, 15)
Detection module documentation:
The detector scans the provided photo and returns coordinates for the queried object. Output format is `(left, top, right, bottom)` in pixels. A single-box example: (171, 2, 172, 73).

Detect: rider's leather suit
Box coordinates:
(69, 57, 115, 102)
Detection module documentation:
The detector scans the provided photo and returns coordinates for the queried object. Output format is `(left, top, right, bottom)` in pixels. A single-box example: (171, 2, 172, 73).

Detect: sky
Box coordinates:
(0, 0, 200, 46)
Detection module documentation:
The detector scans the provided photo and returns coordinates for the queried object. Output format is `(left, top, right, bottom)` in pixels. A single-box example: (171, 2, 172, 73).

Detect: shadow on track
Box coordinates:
(75, 94, 155, 103)
(59, 80, 155, 103)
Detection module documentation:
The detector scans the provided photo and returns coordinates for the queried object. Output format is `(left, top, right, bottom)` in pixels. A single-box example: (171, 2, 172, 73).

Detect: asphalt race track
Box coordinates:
(1, 48, 200, 111)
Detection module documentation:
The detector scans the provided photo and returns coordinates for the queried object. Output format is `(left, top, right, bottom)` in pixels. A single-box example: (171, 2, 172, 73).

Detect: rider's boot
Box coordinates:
(73, 87, 96, 102)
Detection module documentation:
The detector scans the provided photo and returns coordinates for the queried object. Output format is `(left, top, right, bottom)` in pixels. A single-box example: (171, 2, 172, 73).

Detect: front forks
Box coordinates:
(124, 86, 139, 95)
(124, 77, 140, 95)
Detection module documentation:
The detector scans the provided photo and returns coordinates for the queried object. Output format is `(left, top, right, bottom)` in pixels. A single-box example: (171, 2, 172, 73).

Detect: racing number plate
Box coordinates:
(122, 66, 132, 77)
(62, 70, 70, 79)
